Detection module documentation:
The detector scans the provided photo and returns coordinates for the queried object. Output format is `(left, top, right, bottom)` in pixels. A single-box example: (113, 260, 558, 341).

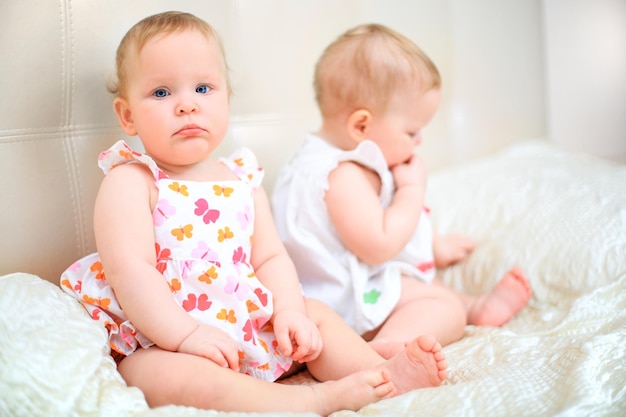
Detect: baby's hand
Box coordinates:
(433, 233, 476, 268)
(177, 324, 240, 372)
(391, 154, 427, 190)
(273, 309, 323, 363)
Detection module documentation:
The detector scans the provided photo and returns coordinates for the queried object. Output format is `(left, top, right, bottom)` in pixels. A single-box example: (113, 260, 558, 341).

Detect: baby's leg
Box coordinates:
(370, 276, 467, 356)
(462, 267, 532, 326)
(304, 299, 447, 394)
(118, 345, 393, 415)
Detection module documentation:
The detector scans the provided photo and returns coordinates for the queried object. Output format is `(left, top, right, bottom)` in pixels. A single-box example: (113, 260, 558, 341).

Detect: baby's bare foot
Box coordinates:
(311, 368, 396, 415)
(381, 335, 447, 394)
(468, 267, 532, 326)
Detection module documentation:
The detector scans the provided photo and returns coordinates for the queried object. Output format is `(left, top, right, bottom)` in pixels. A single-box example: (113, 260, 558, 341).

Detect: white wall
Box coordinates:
(2, 0, 623, 281)
(543, 0, 626, 162)
(225, 0, 547, 187)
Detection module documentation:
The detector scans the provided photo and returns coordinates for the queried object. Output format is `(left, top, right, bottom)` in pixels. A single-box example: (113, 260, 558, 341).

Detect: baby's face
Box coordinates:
(118, 29, 230, 169)
(366, 87, 440, 168)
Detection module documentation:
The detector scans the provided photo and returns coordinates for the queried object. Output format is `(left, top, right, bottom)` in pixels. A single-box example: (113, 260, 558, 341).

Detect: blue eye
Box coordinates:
(153, 89, 169, 98)
(196, 85, 211, 94)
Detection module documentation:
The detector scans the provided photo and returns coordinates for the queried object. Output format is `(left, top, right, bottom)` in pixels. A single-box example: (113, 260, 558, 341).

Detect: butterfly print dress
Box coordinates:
(61, 140, 292, 381)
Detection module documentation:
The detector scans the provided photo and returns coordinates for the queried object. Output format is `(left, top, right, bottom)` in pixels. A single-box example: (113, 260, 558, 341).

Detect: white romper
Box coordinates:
(272, 134, 435, 334)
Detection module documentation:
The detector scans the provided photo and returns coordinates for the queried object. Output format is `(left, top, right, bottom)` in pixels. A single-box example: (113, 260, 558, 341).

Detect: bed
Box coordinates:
(2, 140, 625, 416)
(1, 1, 625, 416)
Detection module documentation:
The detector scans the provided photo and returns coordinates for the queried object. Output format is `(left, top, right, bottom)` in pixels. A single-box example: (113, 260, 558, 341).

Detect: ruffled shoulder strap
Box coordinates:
(339, 140, 395, 206)
(219, 147, 264, 190)
(97, 140, 166, 183)
(339, 140, 389, 177)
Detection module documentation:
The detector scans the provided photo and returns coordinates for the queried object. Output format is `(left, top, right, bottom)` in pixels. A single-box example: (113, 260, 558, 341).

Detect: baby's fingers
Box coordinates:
(200, 345, 229, 368)
(222, 345, 240, 372)
(291, 331, 313, 362)
(203, 344, 240, 372)
(275, 326, 294, 357)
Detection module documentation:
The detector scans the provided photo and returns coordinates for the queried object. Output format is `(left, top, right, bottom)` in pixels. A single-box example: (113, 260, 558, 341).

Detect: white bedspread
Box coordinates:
(1, 141, 625, 416)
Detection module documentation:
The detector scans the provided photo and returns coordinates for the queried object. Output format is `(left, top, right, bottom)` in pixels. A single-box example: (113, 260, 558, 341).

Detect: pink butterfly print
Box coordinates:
(242, 319, 257, 344)
(98, 150, 112, 161)
(155, 243, 172, 274)
(67, 261, 81, 272)
(224, 275, 249, 301)
(231, 165, 246, 178)
(123, 142, 143, 157)
(91, 308, 102, 320)
(417, 261, 434, 273)
(253, 287, 269, 307)
(232, 246, 247, 265)
(194, 198, 220, 224)
(192, 241, 220, 264)
(153, 199, 176, 225)
(237, 205, 252, 231)
(274, 362, 291, 380)
(180, 260, 195, 280)
(182, 293, 212, 312)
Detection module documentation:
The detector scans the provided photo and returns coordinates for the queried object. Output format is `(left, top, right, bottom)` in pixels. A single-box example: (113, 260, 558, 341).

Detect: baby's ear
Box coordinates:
(346, 109, 372, 143)
(113, 97, 138, 136)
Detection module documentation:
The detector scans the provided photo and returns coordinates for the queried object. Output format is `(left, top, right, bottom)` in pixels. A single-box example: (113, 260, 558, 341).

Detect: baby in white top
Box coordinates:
(273, 23, 532, 358)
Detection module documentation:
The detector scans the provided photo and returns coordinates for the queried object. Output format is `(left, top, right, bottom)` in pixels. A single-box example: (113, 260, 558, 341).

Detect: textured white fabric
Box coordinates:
(272, 134, 436, 334)
(1, 141, 624, 417)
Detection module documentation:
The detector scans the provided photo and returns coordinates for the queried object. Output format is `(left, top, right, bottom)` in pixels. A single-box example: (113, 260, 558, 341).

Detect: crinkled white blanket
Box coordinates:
(1, 141, 625, 417)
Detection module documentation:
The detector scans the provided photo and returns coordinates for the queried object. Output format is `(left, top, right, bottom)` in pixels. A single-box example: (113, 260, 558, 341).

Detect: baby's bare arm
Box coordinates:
(95, 165, 199, 352)
(326, 156, 427, 264)
(249, 187, 324, 359)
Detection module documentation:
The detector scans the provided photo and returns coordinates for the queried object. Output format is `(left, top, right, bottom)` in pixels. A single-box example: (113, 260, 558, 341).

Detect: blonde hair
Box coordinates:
(109, 11, 229, 98)
(314, 23, 440, 117)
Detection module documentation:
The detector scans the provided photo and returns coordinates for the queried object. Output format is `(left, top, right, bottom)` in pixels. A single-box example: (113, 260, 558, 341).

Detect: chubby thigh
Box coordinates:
(366, 276, 466, 347)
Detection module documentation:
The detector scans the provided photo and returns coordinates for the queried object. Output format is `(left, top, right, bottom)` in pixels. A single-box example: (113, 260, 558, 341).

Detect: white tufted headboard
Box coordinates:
(1, 0, 624, 284)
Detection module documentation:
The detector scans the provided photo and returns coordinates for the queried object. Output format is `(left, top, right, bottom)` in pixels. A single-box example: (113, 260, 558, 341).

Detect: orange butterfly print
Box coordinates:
(218, 226, 234, 242)
(171, 224, 193, 241)
(118, 149, 133, 159)
(246, 299, 260, 313)
(198, 266, 218, 284)
(90, 261, 106, 281)
(216, 308, 237, 324)
(213, 184, 234, 197)
(82, 294, 111, 310)
(258, 338, 269, 354)
(168, 278, 182, 293)
(233, 157, 244, 167)
(61, 278, 81, 292)
(168, 181, 189, 196)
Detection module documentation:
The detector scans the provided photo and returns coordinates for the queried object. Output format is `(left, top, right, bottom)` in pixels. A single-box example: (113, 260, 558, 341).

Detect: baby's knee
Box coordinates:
(447, 296, 467, 341)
